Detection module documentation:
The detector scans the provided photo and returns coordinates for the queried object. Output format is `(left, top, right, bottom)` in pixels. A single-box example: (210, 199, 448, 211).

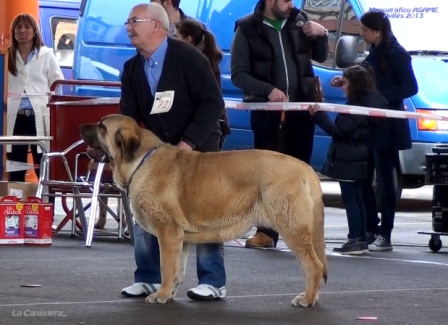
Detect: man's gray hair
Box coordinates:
(147, 2, 170, 31)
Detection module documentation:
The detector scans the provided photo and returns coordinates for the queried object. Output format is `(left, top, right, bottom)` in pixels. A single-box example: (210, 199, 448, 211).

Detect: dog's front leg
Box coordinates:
(146, 225, 184, 304)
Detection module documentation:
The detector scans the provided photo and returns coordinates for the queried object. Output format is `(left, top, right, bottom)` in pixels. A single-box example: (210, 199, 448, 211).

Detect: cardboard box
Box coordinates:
(0, 196, 24, 244)
(0, 182, 38, 201)
(24, 198, 53, 245)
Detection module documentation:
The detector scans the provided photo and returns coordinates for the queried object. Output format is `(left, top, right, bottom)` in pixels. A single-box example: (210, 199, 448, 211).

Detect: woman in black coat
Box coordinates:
(309, 65, 388, 255)
(360, 11, 418, 251)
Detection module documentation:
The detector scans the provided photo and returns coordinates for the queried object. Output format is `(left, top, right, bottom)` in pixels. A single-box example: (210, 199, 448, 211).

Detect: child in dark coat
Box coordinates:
(309, 65, 388, 254)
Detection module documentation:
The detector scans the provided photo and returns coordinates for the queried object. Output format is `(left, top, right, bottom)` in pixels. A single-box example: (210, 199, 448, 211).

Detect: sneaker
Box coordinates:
(368, 235, 393, 251)
(245, 232, 275, 248)
(366, 232, 377, 245)
(333, 238, 366, 255)
(361, 241, 369, 252)
(187, 284, 226, 301)
(121, 282, 161, 297)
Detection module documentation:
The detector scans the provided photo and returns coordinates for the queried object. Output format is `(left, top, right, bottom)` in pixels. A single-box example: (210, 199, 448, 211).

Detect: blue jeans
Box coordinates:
(374, 149, 399, 239)
(339, 181, 367, 240)
(133, 223, 226, 288)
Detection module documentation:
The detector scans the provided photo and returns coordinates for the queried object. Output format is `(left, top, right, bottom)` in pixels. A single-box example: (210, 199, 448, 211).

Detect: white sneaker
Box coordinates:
(121, 282, 160, 297)
(187, 284, 226, 301)
(368, 235, 393, 251)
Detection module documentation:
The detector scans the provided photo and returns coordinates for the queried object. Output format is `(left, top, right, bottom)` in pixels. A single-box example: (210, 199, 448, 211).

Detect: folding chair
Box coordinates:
(37, 80, 134, 247)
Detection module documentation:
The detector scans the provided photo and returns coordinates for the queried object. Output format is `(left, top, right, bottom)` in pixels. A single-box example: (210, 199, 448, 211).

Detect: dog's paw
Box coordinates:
(145, 292, 172, 304)
(291, 292, 319, 308)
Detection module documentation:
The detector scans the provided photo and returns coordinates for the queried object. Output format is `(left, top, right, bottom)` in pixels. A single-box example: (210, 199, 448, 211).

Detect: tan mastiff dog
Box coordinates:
(80, 114, 328, 308)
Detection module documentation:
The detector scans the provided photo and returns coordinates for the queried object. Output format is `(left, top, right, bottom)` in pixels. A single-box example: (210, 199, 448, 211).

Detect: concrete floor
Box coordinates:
(0, 181, 447, 325)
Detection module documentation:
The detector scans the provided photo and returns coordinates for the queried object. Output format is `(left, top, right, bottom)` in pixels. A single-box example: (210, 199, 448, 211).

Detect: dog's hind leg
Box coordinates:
(280, 226, 324, 308)
(146, 224, 184, 304)
(313, 198, 328, 284)
(173, 242, 190, 296)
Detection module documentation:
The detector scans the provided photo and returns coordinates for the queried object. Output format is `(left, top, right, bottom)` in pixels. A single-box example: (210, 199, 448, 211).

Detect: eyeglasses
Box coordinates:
(124, 18, 157, 27)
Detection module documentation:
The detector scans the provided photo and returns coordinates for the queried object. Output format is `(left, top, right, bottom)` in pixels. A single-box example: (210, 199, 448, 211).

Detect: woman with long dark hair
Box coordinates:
(359, 11, 418, 251)
(7, 13, 64, 181)
(174, 19, 230, 148)
(310, 65, 388, 255)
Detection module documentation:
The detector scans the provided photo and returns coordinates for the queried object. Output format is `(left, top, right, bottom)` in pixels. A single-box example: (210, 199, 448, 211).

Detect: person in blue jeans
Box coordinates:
(120, 3, 226, 301)
(313, 65, 388, 255)
(124, 224, 226, 300)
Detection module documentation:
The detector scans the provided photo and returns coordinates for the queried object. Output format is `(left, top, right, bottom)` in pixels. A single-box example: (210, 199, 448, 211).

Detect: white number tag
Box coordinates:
(151, 91, 175, 114)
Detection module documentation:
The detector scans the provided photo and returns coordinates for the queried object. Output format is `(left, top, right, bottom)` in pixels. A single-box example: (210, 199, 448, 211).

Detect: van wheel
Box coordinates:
(373, 166, 403, 212)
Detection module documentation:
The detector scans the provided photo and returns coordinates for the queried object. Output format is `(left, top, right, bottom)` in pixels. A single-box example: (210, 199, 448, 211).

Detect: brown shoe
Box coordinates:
(245, 232, 275, 248)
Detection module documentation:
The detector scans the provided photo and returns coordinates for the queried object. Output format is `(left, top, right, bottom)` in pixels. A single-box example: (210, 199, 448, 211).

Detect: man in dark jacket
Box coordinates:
(231, 0, 329, 248)
(120, 3, 226, 301)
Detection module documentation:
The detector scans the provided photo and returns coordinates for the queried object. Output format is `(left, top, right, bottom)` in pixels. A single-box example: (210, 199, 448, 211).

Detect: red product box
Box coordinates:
(0, 196, 24, 245)
(24, 197, 53, 245)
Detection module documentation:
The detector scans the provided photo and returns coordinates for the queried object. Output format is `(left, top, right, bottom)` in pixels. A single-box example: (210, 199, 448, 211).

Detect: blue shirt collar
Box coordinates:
(140, 37, 168, 67)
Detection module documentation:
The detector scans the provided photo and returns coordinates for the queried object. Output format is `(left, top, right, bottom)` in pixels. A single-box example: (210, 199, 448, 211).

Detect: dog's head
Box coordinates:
(79, 114, 142, 164)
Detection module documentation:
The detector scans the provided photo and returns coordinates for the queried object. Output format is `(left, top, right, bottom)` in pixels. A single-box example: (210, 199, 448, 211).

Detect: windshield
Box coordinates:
(357, 0, 447, 52)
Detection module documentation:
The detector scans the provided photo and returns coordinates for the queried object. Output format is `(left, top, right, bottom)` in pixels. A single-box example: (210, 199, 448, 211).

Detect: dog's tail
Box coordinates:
(313, 197, 328, 284)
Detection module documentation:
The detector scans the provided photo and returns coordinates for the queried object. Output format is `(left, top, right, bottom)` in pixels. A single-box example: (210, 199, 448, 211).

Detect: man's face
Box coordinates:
(125, 5, 158, 49)
(271, 0, 294, 19)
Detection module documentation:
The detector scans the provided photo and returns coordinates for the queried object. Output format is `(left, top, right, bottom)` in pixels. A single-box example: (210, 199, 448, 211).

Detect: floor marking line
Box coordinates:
(1, 287, 447, 308)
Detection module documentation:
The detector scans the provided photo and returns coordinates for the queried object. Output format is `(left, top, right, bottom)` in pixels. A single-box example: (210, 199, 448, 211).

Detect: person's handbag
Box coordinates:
(313, 76, 324, 102)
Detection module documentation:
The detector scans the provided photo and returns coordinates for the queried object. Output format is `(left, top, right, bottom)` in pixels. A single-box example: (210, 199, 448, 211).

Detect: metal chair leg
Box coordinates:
(117, 198, 123, 242)
(121, 190, 134, 245)
(85, 162, 106, 247)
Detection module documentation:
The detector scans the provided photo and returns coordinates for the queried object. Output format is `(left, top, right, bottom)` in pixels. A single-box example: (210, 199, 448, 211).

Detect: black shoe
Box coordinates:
(366, 232, 377, 245)
(333, 238, 367, 255)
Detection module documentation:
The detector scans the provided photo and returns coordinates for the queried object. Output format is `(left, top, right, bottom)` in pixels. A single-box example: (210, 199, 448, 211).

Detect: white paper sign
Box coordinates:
(6, 160, 34, 172)
(151, 91, 175, 115)
(9, 189, 24, 199)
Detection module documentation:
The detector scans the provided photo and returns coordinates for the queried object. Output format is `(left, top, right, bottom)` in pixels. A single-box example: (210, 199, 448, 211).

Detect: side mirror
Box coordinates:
(335, 35, 358, 68)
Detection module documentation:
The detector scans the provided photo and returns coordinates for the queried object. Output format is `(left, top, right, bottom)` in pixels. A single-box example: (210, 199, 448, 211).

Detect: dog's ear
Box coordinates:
(114, 126, 141, 161)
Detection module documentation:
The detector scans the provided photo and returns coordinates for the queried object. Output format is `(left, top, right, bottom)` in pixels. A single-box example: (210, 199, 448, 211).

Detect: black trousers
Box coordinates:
(7, 114, 42, 182)
(250, 110, 315, 243)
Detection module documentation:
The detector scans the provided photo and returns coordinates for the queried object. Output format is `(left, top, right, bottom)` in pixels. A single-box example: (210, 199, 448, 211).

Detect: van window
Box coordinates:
(302, 0, 364, 68)
(339, 2, 366, 59)
(82, 1, 135, 45)
(51, 17, 78, 68)
(205, 1, 257, 52)
(302, 0, 343, 68)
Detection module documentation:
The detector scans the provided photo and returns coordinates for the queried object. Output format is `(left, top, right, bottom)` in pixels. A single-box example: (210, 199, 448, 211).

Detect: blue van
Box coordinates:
(73, 0, 448, 197)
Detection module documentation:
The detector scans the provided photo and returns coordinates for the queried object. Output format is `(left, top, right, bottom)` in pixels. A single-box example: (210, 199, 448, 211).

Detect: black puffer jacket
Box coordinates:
(231, 0, 328, 103)
(314, 91, 388, 181)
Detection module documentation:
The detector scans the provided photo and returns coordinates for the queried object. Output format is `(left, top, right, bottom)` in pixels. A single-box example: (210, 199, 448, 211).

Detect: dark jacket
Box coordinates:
(362, 35, 418, 151)
(231, 0, 328, 103)
(120, 38, 223, 151)
(314, 91, 388, 181)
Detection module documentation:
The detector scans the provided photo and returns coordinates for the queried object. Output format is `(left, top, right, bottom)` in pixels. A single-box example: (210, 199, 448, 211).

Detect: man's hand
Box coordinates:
(302, 21, 327, 38)
(177, 141, 194, 151)
(268, 88, 288, 102)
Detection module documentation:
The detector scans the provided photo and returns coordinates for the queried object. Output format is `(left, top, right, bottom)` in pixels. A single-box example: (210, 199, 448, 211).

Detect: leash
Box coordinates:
(125, 146, 160, 197)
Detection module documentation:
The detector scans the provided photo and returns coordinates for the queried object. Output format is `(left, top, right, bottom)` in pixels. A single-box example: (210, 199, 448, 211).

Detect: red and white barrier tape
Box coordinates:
(224, 100, 448, 122)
